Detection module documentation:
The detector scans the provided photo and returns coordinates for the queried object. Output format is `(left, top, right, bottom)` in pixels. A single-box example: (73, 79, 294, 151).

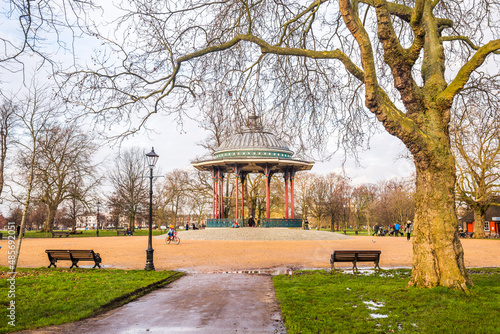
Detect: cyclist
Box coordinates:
(167, 224, 176, 240)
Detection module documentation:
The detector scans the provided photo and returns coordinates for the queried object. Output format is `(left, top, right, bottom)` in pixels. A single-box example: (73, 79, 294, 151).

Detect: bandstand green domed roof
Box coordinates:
(192, 116, 314, 174)
(214, 128, 293, 160)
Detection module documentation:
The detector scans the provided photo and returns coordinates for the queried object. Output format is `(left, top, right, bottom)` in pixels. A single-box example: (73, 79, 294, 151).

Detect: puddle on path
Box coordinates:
(179, 266, 401, 276)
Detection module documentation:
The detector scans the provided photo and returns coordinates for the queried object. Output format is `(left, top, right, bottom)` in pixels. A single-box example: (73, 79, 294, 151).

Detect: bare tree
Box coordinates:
(310, 174, 329, 230)
(0, 98, 17, 200)
(64, 1, 500, 289)
(64, 181, 96, 231)
(28, 202, 48, 230)
(351, 184, 378, 235)
(157, 169, 190, 226)
(11, 86, 53, 272)
(1, 1, 96, 76)
(452, 107, 500, 238)
(324, 173, 349, 232)
(294, 172, 315, 222)
(186, 169, 213, 225)
(28, 124, 100, 232)
(109, 147, 149, 231)
(372, 178, 415, 229)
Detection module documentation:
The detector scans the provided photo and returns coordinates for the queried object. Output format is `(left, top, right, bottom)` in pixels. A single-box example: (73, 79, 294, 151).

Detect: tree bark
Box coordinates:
(409, 161, 471, 290)
(43, 206, 57, 232)
(473, 209, 487, 238)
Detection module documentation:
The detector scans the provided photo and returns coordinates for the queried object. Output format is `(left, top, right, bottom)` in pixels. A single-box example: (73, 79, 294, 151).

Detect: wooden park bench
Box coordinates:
(51, 231, 69, 238)
(330, 250, 381, 271)
(45, 249, 102, 269)
(117, 230, 133, 236)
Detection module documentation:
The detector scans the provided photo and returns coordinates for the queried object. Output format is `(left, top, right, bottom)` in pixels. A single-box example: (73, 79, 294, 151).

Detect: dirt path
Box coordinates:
(1, 232, 498, 271)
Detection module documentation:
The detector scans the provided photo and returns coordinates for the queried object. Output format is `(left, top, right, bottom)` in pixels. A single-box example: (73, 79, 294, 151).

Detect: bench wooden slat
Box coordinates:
(51, 231, 70, 238)
(46, 249, 102, 269)
(330, 250, 381, 271)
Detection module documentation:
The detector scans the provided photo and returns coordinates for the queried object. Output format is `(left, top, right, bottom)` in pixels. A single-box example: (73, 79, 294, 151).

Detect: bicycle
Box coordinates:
(165, 231, 180, 245)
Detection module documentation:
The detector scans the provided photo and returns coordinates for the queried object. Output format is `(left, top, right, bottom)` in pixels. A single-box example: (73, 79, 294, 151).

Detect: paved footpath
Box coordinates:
(21, 274, 287, 334)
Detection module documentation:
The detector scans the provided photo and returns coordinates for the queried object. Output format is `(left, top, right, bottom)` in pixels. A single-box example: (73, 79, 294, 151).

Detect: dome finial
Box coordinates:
(247, 115, 262, 131)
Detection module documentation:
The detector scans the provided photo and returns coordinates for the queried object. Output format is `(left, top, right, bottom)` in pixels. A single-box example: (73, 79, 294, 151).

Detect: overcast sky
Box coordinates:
(0, 2, 415, 215)
(113, 113, 414, 185)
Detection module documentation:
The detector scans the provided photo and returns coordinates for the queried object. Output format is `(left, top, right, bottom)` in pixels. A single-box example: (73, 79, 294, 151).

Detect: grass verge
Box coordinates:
(273, 268, 500, 334)
(1, 229, 164, 238)
(0, 267, 183, 333)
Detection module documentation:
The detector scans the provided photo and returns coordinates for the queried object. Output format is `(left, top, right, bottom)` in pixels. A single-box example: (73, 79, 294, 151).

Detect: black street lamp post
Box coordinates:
(343, 203, 346, 235)
(96, 201, 100, 237)
(145, 147, 159, 271)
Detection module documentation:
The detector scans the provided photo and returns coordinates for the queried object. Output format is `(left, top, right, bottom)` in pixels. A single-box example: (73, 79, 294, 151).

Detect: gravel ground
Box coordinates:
(1, 230, 498, 273)
(172, 227, 353, 241)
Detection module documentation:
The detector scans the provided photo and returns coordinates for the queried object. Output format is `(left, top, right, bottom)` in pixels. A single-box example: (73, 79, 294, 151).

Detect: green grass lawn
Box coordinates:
(1, 229, 164, 238)
(273, 268, 500, 334)
(316, 228, 371, 236)
(0, 267, 183, 333)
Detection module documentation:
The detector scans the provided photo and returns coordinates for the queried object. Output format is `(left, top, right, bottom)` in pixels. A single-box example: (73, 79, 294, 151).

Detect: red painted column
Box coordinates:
(212, 169, 216, 219)
(264, 164, 271, 220)
(219, 172, 224, 219)
(215, 169, 219, 218)
(266, 177, 270, 220)
(241, 174, 245, 222)
(284, 170, 289, 219)
(290, 168, 295, 219)
(235, 176, 239, 220)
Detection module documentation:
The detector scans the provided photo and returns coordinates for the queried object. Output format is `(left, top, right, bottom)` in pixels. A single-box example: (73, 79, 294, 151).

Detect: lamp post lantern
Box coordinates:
(145, 147, 159, 271)
(96, 201, 100, 237)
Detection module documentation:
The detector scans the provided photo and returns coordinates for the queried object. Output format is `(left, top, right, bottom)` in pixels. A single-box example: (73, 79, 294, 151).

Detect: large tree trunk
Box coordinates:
(129, 214, 136, 232)
(42, 206, 57, 232)
(409, 163, 471, 290)
(473, 209, 487, 238)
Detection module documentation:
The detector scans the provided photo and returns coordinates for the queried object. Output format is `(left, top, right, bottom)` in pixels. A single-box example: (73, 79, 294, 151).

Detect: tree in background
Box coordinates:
(186, 169, 213, 226)
(28, 202, 48, 230)
(0, 98, 17, 200)
(351, 183, 378, 234)
(30, 124, 99, 232)
(244, 174, 265, 221)
(325, 174, 349, 232)
(372, 179, 415, 229)
(310, 174, 329, 230)
(109, 147, 148, 232)
(451, 107, 500, 238)
(10, 85, 54, 272)
(64, 183, 92, 230)
(7, 206, 22, 226)
(294, 173, 315, 223)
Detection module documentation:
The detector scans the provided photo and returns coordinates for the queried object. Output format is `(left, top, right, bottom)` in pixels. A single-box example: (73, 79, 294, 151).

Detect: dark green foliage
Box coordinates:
(273, 269, 500, 333)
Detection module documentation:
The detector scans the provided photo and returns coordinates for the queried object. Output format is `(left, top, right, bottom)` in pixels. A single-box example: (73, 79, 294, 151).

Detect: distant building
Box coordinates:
(76, 213, 148, 229)
(460, 206, 500, 235)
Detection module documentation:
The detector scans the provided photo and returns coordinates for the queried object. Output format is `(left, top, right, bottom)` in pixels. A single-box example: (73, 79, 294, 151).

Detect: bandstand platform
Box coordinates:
(205, 218, 303, 228)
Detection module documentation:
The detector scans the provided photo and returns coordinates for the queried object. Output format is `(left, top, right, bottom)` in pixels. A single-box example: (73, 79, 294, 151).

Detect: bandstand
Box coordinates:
(192, 117, 314, 228)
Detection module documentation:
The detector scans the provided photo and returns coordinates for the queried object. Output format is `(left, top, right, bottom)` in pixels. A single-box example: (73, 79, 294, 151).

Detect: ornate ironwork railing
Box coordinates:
(205, 218, 302, 228)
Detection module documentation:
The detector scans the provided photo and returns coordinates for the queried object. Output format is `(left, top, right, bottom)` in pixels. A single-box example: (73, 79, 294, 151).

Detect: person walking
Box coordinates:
(394, 223, 401, 237)
(248, 216, 255, 227)
(405, 221, 413, 241)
